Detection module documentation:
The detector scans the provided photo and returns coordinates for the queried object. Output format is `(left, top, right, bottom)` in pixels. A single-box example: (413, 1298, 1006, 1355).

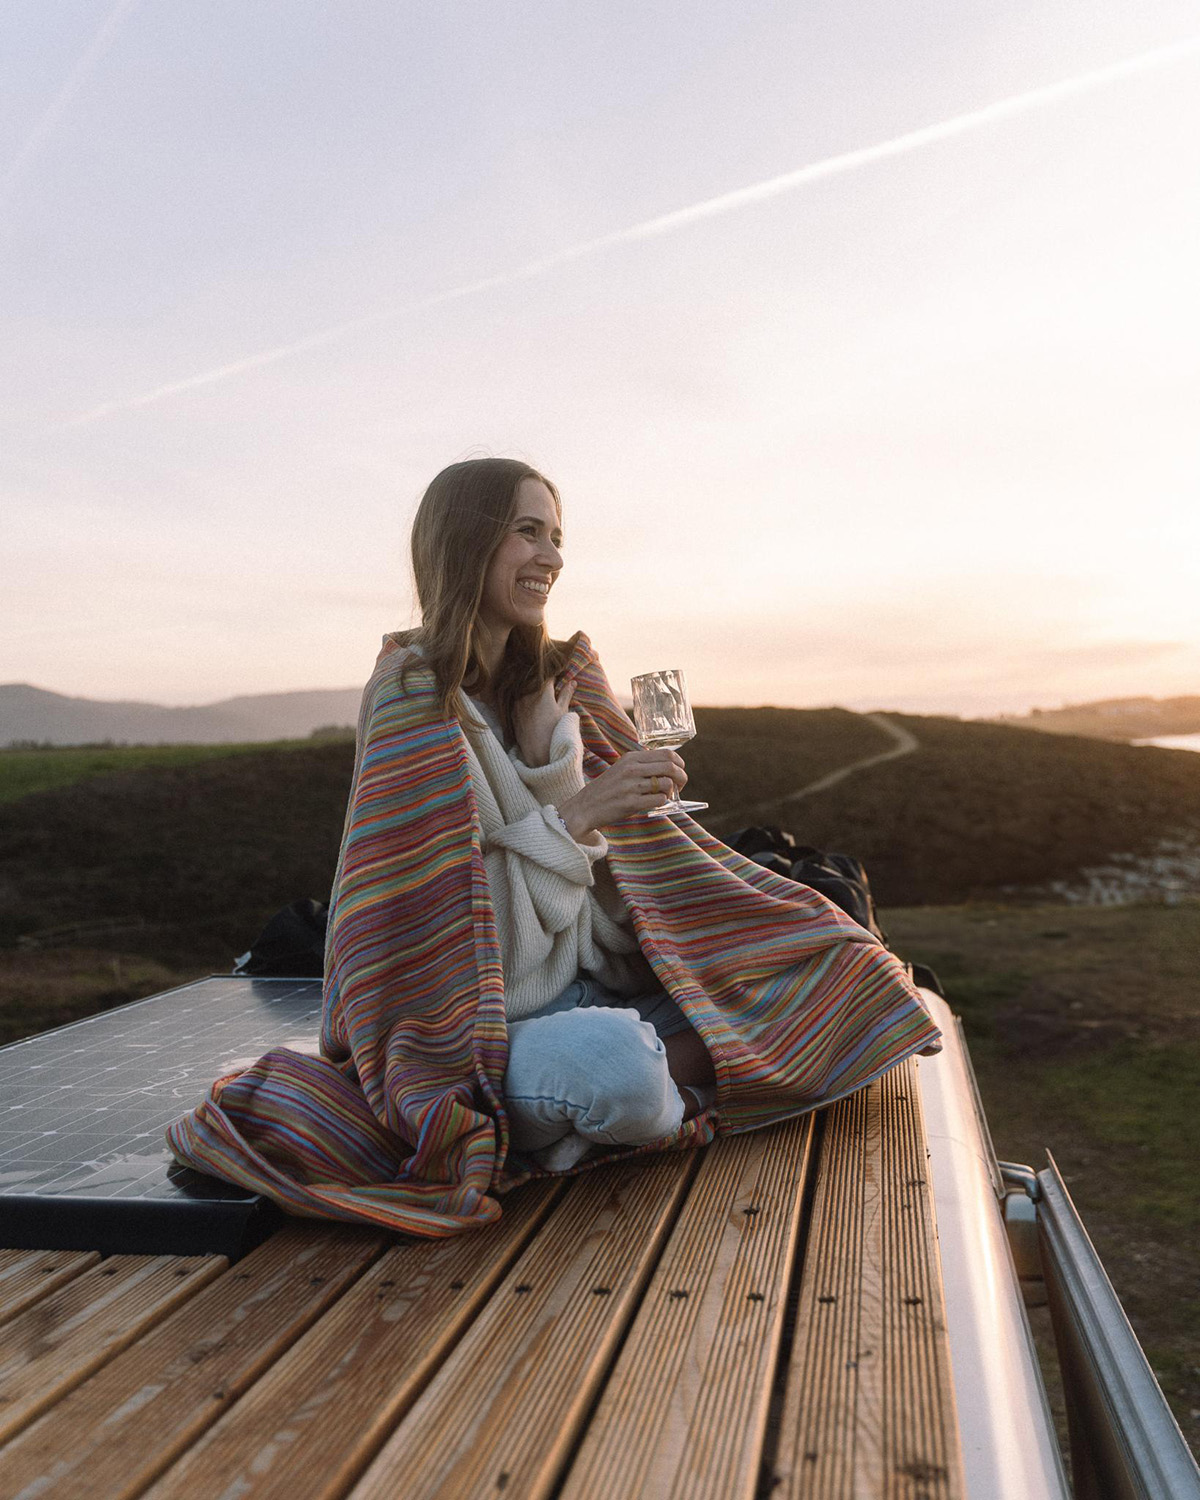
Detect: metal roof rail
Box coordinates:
(1037, 1152, 1200, 1500)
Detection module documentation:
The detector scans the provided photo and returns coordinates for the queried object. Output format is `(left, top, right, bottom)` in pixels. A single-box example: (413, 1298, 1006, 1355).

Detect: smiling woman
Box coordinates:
(477, 478, 562, 637)
(407, 461, 570, 749)
(166, 456, 941, 1235)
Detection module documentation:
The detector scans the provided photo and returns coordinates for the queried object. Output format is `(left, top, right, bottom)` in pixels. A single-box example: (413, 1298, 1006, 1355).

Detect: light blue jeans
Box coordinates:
(503, 979, 692, 1163)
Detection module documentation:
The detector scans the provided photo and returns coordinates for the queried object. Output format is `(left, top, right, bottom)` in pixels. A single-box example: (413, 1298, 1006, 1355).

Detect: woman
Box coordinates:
(168, 458, 940, 1236)
(409, 458, 719, 1173)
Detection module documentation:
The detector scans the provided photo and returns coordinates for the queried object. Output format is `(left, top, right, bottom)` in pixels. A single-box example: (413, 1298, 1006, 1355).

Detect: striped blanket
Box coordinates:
(167, 633, 940, 1236)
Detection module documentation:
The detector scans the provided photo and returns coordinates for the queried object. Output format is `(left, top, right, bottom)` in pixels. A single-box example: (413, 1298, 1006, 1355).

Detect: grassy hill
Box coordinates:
(3, 708, 1199, 977)
(722, 713, 1200, 904)
(0, 739, 355, 963)
(1, 707, 1197, 1044)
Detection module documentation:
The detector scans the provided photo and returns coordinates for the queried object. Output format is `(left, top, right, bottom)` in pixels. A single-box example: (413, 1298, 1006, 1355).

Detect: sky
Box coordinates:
(3, 1, 1199, 718)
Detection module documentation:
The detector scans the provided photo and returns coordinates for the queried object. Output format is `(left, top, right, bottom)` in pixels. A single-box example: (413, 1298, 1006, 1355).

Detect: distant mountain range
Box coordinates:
(0, 684, 362, 746)
(7, 683, 1200, 750)
(990, 695, 1200, 742)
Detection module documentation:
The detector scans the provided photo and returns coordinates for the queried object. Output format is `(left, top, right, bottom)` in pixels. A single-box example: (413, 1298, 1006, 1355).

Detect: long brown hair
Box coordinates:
(408, 457, 573, 736)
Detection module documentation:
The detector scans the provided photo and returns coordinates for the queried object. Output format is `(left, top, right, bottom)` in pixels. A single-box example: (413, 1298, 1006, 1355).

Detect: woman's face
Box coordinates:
(478, 478, 564, 639)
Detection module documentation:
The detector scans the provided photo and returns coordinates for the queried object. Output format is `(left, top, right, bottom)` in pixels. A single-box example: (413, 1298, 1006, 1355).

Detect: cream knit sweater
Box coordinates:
(458, 697, 649, 1020)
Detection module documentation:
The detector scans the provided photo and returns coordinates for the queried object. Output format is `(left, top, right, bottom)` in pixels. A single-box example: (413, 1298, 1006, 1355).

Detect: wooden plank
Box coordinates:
(772, 1061, 966, 1499)
(144, 1180, 564, 1500)
(560, 1114, 815, 1500)
(0, 1249, 100, 1326)
(0, 1224, 380, 1500)
(349, 1150, 701, 1500)
(0, 1252, 225, 1444)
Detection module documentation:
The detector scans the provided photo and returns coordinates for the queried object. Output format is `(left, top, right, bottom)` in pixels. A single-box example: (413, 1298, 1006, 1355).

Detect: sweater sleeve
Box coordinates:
(484, 805, 604, 888)
(504, 711, 645, 967)
(511, 711, 589, 808)
(475, 711, 605, 936)
(503, 711, 609, 860)
(465, 704, 642, 1007)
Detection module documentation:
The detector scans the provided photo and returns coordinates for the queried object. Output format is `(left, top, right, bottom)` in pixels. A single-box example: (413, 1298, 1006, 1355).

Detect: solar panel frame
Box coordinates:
(0, 976, 325, 1257)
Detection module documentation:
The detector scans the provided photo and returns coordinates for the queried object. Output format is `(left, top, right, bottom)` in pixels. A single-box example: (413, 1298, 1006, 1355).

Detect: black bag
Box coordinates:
(233, 898, 329, 978)
(728, 826, 889, 946)
(790, 847, 888, 947)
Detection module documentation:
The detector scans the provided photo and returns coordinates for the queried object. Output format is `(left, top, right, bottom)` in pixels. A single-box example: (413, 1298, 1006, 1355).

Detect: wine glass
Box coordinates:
(630, 669, 708, 815)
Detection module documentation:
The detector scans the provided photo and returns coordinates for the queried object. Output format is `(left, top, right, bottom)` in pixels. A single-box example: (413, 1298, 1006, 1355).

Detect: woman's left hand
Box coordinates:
(514, 678, 574, 766)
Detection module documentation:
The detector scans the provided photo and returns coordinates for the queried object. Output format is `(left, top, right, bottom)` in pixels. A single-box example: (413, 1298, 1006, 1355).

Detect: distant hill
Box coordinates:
(991, 694, 1200, 742)
(0, 683, 362, 746)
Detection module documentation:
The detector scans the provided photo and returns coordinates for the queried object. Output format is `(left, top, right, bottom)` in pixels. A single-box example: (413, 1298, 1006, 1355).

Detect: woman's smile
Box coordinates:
(478, 478, 563, 639)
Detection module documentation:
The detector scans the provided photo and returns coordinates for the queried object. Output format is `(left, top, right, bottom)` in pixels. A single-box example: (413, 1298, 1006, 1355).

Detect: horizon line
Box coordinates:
(3, 677, 1197, 720)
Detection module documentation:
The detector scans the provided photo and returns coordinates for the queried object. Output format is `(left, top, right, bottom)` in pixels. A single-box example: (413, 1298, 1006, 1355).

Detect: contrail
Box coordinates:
(64, 31, 1200, 428)
(1, 0, 142, 212)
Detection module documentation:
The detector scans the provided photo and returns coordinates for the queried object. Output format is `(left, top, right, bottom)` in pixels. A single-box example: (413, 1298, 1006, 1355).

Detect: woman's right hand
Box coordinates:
(558, 748, 688, 839)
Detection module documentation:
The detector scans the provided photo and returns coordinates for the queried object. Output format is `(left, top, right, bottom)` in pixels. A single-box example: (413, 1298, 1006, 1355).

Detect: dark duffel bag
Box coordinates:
(789, 846, 888, 947)
(728, 826, 888, 946)
(233, 898, 329, 978)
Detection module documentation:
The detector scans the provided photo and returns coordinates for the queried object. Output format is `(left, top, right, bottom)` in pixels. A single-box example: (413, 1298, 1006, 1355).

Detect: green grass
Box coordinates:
(0, 949, 199, 1047)
(901, 946, 1029, 1048)
(0, 738, 356, 954)
(1036, 1044, 1200, 1229)
(0, 740, 321, 805)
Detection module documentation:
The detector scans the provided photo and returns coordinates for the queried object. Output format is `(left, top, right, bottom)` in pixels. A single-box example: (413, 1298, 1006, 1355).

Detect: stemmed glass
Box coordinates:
(630, 669, 708, 815)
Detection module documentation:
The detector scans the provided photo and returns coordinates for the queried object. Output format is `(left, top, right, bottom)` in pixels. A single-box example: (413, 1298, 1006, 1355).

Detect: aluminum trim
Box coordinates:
(1037, 1154, 1200, 1500)
(916, 990, 1071, 1499)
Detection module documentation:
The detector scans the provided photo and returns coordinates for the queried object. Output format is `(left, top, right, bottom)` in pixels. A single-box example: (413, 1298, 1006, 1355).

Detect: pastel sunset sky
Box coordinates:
(4, 1, 1199, 716)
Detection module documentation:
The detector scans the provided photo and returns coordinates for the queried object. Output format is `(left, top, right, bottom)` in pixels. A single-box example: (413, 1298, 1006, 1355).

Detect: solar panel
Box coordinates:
(0, 976, 324, 1258)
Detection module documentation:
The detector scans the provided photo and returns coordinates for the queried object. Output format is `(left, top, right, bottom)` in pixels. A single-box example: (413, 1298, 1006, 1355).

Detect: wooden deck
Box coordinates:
(0, 1059, 964, 1500)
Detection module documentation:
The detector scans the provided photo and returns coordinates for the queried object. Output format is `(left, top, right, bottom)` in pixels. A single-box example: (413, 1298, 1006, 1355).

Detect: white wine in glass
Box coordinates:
(630, 669, 708, 815)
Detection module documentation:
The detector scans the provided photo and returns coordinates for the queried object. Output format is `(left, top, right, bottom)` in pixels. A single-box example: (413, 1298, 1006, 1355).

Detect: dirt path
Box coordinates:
(730, 712, 919, 823)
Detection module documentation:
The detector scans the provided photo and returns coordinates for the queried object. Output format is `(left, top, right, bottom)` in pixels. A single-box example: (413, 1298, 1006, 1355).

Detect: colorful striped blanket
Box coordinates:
(166, 633, 940, 1236)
